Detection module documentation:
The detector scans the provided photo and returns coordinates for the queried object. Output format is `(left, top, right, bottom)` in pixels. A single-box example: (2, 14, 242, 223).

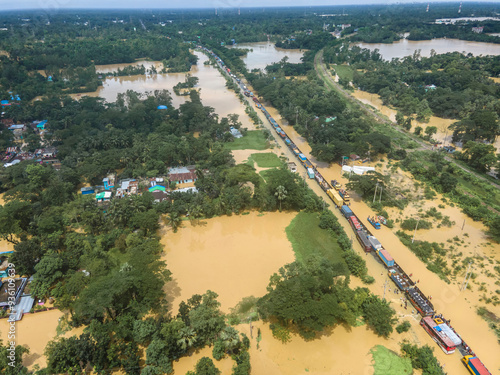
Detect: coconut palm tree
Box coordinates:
(177, 326, 197, 351)
(275, 185, 287, 212)
(188, 204, 202, 226)
(165, 212, 182, 233)
(219, 326, 240, 354)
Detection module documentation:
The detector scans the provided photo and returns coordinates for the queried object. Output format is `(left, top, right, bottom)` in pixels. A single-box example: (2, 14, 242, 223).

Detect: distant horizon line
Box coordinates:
(0, 1, 498, 13)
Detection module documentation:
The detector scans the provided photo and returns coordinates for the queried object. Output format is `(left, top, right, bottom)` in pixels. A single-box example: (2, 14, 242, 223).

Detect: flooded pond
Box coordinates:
(228, 42, 305, 70)
(160, 211, 296, 313)
(354, 38, 500, 60)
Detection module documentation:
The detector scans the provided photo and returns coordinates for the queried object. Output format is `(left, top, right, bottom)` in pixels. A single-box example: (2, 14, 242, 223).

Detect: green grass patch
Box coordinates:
(224, 130, 269, 150)
(248, 152, 282, 168)
(332, 64, 354, 82)
(370, 345, 412, 375)
(286, 211, 347, 271)
(259, 168, 278, 182)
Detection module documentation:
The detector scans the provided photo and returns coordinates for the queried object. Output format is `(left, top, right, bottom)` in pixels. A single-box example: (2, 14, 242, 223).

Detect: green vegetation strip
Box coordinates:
(370, 345, 412, 375)
(332, 64, 354, 82)
(247, 153, 282, 168)
(224, 130, 269, 150)
(285, 211, 346, 269)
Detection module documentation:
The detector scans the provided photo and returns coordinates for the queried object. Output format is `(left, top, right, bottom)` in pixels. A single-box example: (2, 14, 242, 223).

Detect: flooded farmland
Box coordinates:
(160, 211, 296, 314)
(350, 89, 500, 153)
(161, 209, 473, 375)
(243, 84, 500, 373)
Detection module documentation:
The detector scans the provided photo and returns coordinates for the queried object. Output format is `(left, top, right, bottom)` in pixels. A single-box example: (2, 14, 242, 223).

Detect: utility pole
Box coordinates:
(461, 219, 465, 231)
(412, 216, 421, 244)
(379, 186, 383, 203)
(373, 183, 378, 203)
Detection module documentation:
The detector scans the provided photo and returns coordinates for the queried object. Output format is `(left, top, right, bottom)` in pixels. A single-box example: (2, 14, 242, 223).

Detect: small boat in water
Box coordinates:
(378, 215, 387, 225)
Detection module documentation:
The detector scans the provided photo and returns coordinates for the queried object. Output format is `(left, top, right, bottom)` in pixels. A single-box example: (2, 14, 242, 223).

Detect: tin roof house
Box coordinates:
(168, 166, 197, 184)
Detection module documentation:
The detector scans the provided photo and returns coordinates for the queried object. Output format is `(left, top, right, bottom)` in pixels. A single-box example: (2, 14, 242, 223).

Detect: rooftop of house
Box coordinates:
(8, 124, 25, 130)
(168, 166, 192, 175)
(96, 191, 112, 199)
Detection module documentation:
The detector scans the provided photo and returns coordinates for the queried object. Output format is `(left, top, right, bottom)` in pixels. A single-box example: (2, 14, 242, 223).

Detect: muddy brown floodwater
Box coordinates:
(228, 42, 305, 71)
(351, 89, 500, 154)
(241, 85, 499, 373)
(160, 211, 296, 314)
(354, 37, 500, 60)
(0, 309, 84, 369)
(160, 207, 471, 375)
(36, 51, 256, 130)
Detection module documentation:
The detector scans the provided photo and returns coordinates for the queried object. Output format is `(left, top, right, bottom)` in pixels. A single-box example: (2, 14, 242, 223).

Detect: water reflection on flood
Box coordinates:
(354, 38, 500, 60)
(63, 51, 255, 128)
(228, 42, 305, 70)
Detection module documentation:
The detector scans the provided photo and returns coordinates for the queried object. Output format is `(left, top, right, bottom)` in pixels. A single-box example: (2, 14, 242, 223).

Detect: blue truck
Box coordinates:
(340, 205, 353, 219)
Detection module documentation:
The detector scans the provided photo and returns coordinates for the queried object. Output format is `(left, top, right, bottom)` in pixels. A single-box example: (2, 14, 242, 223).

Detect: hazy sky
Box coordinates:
(2, 0, 497, 11)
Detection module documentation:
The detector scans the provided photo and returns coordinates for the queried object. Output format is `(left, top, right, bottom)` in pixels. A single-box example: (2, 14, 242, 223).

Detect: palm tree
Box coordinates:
(165, 212, 182, 233)
(177, 326, 197, 351)
(219, 326, 240, 354)
(275, 185, 287, 212)
(188, 204, 202, 226)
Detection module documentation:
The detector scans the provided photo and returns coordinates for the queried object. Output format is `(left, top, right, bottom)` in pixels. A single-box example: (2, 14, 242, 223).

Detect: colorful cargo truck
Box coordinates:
(462, 355, 491, 375)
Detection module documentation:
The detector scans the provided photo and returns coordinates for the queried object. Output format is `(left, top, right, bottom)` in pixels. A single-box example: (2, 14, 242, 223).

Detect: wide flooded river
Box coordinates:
(355, 38, 500, 60)
(228, 42, 305, 70)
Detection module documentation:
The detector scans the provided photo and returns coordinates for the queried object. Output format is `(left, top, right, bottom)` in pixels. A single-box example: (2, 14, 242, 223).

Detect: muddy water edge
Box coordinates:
(241, 80, 500, 373)
(38, 51, 256, 131)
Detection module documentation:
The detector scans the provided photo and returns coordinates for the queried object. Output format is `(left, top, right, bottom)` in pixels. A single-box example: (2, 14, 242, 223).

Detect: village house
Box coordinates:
(34, 147, 57, 158)
(103, 174, 116, 190)
(168, 166, 197, 184)
(151, 190, 169, 203)
(229, 126, 243, 138)
(81, 186, 95, 195)
(8, 124, 26, 139)
(116, 179, 139, 197)
(96, 191, 112, 202)
(5, 146, 19, 154)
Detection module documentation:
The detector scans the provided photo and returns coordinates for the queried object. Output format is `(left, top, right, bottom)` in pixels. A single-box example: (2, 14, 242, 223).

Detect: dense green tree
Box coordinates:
(401, 343, 445, 375)
(361, 295, 397, 337)
(186, 357, 221, 375)
(258, 259, 365, 338)
(45, 333, 95, 374)
(0, 341, 30, 375)
(459, 141, 498, 172)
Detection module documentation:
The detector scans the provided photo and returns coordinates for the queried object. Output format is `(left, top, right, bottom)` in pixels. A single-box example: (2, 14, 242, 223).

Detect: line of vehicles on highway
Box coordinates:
(199, 45, 492, 375)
